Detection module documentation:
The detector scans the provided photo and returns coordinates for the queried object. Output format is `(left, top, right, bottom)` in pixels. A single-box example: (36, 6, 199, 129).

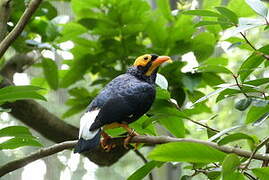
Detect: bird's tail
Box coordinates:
(74, 130, 101, 153)
(74, 109, 101, 153)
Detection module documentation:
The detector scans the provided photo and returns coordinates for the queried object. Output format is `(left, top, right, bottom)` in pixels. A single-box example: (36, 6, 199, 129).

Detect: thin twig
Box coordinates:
(186, 117, 220, 133)
(0, 0, 43, 58)
(133, 149, 153, 180)
(239, 32, 269, 61)
(233, 74, 249, 98)
(243, 136, 269, 170)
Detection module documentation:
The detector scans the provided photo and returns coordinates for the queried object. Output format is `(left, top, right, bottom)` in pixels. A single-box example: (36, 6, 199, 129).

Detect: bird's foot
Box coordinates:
(100, 131, 116, 152)
(123, 129, 140, 149)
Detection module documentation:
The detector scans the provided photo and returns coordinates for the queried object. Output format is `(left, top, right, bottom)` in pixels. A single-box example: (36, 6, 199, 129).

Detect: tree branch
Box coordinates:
(0, 0, 43, 58)
(2, 135, 269, 177)
(0, 0, 12, 41)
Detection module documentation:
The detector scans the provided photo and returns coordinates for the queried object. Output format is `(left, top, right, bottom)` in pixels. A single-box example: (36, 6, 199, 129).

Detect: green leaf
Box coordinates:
(193, 85, 233, 105)
(244, 78, 269, 86)
(0, 85, 46, 103)
(252, 167, 269, 180)
(228, 0, 256, 17)
(245, 104, 269, 124)
(156, 88, 171, 100)
(182, 73, 202, 92)
(208, 125, 242, 142)
(127, 161, 162, 180)
(235, 98, 252, 111)
(215, 7, 238, 24)
(222, 154, 240, 180)
(60, 54, 93, 88)
(156, 0, 173, 21)
(156, 115, 185, 138)
(231, 24, 263, 36)
(245, 0, 268, 17)
(0, 126, 33, 138)
(0, 137, 43, 149)
(183, 10, 223, 17)
(42, 58, 59, 90)
(194, 21, 223, 27)
(197, 65, 233, 74)
(239, 52, 264, 82)
(218, 133, 255, 146)
(148, 142, 226, 163)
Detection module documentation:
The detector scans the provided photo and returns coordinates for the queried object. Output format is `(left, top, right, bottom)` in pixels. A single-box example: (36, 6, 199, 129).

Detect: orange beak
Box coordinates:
(154, 56, 172, 65)
(145, 56, 172, 76)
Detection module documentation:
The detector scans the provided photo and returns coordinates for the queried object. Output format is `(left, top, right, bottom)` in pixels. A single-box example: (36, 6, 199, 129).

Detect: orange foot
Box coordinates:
(121, 126, 140, 149)
(100, 131, 116, 152)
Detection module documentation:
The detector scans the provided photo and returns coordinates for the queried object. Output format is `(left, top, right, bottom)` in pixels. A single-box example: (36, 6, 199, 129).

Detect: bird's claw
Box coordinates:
(100, 132, 116, 152)
(123, 129, 140, 149)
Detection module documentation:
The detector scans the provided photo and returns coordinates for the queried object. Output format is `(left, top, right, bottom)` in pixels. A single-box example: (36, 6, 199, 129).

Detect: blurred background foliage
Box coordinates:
(0, 0, 269, 179)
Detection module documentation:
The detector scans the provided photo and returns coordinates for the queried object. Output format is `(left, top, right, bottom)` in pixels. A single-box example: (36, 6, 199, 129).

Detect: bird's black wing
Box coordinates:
(88, 74, 155, 131)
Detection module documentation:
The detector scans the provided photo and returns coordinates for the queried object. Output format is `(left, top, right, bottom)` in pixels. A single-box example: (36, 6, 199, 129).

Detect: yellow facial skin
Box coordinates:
(133, 54, 152, 67)
(133, 54, 172, 76)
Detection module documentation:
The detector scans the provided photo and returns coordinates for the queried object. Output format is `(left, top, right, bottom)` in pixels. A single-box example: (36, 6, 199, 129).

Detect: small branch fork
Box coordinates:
(0, 0, 43, 58)
(2, 136, 269, 177)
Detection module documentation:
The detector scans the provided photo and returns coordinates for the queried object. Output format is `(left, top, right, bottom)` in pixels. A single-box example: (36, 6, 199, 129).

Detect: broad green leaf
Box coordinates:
(60, 54, 93, 88)
(244, 78, 269, 86)
(239, 52, 264, 82)
(228, 0, 256, 17)
(245, 0, 268, 17)
(193, 85, 233, 105)
(215, 7, 238, 24)
(195, 21, 221, 27)
(235, 98, 252, 111)
(245, 104, 269, 124)
(156, 88, 170, 100)
(156, 0, 173, 21)
(0, 137, 42, 149)
(197, 65, 233, 74)
(218, 133, 255, 146)
(222, 154, 240, 180)
(208, 125, 242, 142)
(0, 126, 33, 138)
(156, 115, 185, 138)
(252, 112, 269, 126)
(127, 161, 162, 180)
(0, 85, 46, 103)
(156, 73, 168, 90)
(42, 58, 59, 90)
(181, 73, 202, 92)
(148, 142, 226, 163)
(183, 10, 223, 17)
(252, 167, 269, 180)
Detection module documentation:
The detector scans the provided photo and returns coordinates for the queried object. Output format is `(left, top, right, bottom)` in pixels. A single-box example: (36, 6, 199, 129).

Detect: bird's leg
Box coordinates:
(100, 131, 116, 152)
(118, 124, 140, 149)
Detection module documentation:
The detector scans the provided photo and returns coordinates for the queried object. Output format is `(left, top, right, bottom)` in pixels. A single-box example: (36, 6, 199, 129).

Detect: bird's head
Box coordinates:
(133, 54, 172, 76)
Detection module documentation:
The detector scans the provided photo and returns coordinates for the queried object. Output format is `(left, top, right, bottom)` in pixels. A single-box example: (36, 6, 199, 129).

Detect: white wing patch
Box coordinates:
(79, 109, 100, 140)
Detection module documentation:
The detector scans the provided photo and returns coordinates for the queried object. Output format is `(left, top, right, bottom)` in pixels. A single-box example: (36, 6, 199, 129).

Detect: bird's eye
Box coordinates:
(144, 57, 148, 60)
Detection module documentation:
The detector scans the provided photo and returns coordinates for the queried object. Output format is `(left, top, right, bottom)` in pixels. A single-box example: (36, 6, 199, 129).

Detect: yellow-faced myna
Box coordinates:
(74, 54, 171, 153)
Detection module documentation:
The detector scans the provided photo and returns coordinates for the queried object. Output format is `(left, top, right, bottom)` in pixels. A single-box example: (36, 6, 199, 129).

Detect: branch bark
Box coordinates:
(2, 135, 269, 177)
(0, 0, 12, 41)
(0, 0, 43, 58)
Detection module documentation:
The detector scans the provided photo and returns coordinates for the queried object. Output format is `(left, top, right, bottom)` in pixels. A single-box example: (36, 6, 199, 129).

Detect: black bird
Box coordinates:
(74, 54, 171, 153)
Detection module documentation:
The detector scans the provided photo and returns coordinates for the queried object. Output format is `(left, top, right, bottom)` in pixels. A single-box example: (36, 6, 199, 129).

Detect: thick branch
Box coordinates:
(0, 0, 11, 41)
(0, 0, 43, 58)
(2, 135, 269, 177)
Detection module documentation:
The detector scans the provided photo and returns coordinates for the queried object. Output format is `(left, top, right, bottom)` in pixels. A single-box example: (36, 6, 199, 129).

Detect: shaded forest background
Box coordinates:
(0, 0, 269, 179)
